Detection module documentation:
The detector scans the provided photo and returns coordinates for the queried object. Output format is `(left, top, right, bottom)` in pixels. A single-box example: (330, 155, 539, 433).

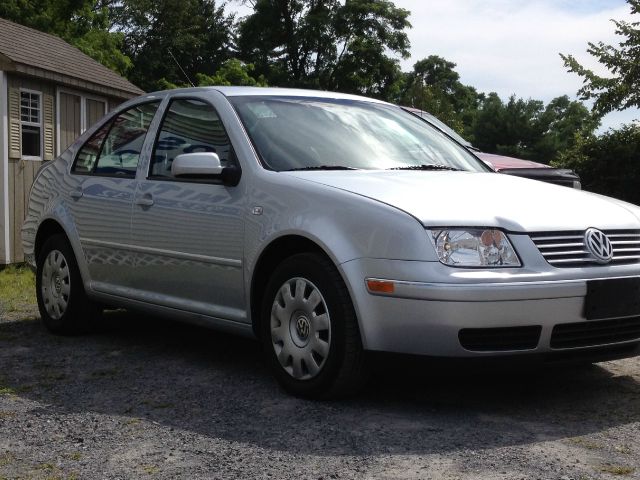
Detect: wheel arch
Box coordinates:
(34, 217, 89, 288)
(249, 234, 346, 338)
(34, 219, 68, 261)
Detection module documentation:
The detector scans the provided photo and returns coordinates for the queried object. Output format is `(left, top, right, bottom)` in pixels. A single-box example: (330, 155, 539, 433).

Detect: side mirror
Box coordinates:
(172, 152, 223, 178)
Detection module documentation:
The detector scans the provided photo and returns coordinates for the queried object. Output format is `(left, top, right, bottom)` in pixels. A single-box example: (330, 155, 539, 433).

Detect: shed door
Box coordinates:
(59, 92, 81, 153)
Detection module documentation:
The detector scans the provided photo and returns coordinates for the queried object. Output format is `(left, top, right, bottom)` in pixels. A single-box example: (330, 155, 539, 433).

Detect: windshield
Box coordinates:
(229, 96, 488, 172)
(416, 112, 474, 149)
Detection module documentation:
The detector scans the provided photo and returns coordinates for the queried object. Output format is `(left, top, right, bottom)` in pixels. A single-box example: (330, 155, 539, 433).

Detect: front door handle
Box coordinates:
(70, 188, 83, 199)
(135, 194, 154, 207)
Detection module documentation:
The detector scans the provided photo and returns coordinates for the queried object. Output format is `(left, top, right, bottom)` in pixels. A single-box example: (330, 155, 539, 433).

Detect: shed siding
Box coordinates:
(59, 91, 81, 153)
(6, 74, 55, 262)
(0, 70, 6, 264)
(8, 157, 37, 262)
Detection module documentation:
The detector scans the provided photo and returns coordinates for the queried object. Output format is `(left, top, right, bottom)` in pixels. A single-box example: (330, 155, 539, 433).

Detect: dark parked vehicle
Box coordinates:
(404, 108, 581, 189)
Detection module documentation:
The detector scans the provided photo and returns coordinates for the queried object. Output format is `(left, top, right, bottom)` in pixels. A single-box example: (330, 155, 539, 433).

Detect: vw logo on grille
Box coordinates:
(584, 228, 614, 264)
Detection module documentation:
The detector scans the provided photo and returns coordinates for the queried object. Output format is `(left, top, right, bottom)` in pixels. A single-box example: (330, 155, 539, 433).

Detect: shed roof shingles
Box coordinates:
(0, 17, 144, 97)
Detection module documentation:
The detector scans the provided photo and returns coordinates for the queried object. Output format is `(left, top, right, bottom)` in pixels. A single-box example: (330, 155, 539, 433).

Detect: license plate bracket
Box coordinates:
(585, 277, 640, 320)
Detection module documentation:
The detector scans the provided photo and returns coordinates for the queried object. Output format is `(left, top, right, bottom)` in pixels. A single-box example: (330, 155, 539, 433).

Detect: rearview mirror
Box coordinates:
(172, 152, 223, 178)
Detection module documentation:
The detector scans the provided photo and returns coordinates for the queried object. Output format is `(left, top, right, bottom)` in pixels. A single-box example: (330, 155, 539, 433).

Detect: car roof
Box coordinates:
(144, 86, 390, 104)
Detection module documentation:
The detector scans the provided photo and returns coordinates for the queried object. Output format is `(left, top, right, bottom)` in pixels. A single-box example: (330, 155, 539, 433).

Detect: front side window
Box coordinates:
(150, 98, 235, 179)
(95, 102, 160, 176)
(20, 91, 42, 158)
(72, 101, 160, 176)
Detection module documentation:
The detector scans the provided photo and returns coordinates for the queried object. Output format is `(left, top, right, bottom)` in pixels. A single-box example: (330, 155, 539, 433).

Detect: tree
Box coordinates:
(553, 125, 640, 204)
(399, 56, 481, 137)
(561, 0, 640, 115)
(0, 0, 131, 75)
(472, 94, 598, 163)
(533, 95, 600, 162)
(112, 0, 234, 91)
(236, 0, 410, 100)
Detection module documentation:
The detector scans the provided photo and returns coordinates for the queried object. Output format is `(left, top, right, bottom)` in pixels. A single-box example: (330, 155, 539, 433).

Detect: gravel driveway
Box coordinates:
(0, 305, 639, 479)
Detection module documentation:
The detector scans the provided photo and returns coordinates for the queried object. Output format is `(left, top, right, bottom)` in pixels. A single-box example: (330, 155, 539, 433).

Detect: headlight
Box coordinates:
(430, 229, 521, 267)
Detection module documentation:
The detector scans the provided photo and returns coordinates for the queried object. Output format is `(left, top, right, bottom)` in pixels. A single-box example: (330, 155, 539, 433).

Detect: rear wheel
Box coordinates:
(261, 253, 368, 398)
(36, 234, 99, 334)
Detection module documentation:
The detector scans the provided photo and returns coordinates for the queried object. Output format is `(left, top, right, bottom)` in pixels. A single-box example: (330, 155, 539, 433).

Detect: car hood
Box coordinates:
(285, 170, 640, 232)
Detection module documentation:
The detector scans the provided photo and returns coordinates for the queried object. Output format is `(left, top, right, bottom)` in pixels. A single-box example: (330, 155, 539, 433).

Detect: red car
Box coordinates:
(404, 108, 582, 189)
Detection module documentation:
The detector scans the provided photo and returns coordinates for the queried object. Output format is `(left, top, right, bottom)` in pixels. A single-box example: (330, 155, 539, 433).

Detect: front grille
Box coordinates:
(459, 326, 542, 352)
(551, 317, 640, 349)
(530, 230, 640, 267)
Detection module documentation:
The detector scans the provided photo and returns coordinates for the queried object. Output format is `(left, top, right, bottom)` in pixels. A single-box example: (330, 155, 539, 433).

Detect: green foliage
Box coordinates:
(553, 124, 640, 204)
(0, 0, 132, 75)
(196, 59, 268, 87)
(237, 0, 410, 100)
(399, 56, 482, 137)
(111, 0, 234, 91)
(561, 0, 640, 115)
(472, 94, 598, 163)
(156, 59, 268, 89)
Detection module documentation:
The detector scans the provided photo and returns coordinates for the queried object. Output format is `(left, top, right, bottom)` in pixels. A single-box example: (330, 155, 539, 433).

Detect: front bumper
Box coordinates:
(340, 258, 640, 358)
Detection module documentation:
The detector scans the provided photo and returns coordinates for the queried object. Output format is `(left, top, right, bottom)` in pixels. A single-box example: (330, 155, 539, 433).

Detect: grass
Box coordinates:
(141, 464, 160, 475)
(599, 465, 636, 476)
(0, 453, 14, 467)
(569, 437, 603, 450)
(0, 265, 36, 315)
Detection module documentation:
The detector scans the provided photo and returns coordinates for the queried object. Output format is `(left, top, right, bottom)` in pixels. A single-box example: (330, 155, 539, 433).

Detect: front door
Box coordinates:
(130, 97, 246, 322)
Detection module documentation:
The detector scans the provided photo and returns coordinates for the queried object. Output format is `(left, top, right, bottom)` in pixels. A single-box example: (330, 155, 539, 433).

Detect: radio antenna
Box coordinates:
(168, 50, 195, 87)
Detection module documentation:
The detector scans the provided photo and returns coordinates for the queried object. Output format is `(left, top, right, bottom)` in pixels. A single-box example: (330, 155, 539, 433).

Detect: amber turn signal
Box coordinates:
(366, 279, 395, 294)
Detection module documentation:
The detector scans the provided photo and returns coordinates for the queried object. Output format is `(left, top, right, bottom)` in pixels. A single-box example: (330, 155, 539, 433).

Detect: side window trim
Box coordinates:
(147, 96, 239, 184)
(71, 100, 161, 178)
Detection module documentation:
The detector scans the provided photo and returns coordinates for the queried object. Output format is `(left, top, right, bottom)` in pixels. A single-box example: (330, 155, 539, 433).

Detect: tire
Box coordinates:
(36, 234, 100, 335)
(261, 253, 368, 398)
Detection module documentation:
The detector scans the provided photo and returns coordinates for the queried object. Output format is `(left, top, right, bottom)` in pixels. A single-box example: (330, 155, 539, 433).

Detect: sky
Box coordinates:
(228, 0, 639, 132)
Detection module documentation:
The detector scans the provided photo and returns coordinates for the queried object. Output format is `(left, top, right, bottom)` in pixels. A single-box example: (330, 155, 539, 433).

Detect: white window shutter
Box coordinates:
(43, 93, 54, 160)
(8, 87, 21, 159)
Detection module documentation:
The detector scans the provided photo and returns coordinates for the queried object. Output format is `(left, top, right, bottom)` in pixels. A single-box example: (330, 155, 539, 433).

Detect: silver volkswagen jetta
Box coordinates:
(22, 87, 640, 398)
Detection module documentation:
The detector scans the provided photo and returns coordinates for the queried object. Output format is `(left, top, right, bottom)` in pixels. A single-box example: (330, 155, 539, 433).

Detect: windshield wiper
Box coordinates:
(282, 165, 358, 172)
(389, 164, 462, 171)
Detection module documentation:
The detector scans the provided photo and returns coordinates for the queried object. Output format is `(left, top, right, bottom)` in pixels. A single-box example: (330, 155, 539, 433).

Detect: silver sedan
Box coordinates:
(22, 87, 640, 398)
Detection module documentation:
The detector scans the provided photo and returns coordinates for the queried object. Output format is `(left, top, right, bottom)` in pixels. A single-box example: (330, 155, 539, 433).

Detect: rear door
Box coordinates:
(67, 101, 160, 290)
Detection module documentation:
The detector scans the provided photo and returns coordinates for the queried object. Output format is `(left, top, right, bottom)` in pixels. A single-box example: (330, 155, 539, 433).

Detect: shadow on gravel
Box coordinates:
(1, 310, 639, 456)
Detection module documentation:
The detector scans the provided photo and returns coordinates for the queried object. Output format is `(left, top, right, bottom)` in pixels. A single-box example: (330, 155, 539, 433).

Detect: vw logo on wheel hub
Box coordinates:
(296, 316, 310, 340)
(584, 228, 614, 264)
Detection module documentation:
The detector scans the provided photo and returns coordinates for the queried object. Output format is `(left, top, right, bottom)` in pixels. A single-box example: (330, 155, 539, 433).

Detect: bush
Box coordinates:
(553, 124, 640, 205)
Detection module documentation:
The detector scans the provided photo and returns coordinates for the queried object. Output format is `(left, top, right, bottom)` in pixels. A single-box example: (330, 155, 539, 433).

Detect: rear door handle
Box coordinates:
(135, 194, 154, 207)
(70, 188, 83, 199)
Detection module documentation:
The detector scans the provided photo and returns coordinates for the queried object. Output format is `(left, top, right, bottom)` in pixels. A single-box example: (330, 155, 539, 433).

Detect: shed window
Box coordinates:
(20, 91, 42, 158)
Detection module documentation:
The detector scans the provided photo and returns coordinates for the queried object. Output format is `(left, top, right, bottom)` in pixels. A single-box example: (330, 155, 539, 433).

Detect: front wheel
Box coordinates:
(261, 253, 368, 398)
(36, 234, 100, 334)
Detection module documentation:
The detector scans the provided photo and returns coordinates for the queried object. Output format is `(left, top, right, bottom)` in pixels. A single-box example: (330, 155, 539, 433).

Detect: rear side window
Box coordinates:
(72, 101, 160, 176)
(149, 98, 235, 178)
(73, 121, 110, 173)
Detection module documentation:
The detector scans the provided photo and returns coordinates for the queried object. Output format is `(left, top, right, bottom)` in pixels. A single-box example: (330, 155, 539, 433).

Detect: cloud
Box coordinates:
(395, 0, 638, 129)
